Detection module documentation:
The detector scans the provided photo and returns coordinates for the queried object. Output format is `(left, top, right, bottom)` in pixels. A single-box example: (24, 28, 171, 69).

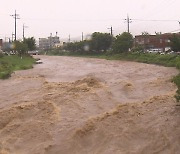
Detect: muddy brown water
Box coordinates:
(0, 55, 180, 154)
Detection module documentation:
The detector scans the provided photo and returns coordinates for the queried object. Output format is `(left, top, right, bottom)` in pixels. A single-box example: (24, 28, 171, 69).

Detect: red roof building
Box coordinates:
(134, 33, 180, 51)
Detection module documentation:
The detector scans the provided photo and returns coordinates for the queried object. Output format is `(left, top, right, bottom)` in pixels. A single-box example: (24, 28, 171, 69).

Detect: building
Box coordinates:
(39, 36, 60, 50)
(39, 38, 50, 50)
(134, 33, 180, 52)
(0, 39, 12, 51)
(54, 41, 66, 48)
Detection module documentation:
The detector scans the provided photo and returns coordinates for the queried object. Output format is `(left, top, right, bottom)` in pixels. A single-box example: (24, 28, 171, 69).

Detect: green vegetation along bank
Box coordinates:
(0, 54, 36, 79)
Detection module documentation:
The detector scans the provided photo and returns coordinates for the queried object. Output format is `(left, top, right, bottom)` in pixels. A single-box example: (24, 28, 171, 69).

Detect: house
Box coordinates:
(134, 33, 180, 52)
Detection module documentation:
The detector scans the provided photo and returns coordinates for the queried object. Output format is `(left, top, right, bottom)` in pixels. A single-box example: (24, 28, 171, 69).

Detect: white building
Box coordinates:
(39, 36, 60, 50)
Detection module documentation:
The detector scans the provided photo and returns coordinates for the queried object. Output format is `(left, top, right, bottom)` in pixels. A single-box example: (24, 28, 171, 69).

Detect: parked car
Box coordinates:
(147, 48, 163, 54)
(167, 51, 175, 55)
(10, 51, 16, 55)
(28, 50, 39, 55)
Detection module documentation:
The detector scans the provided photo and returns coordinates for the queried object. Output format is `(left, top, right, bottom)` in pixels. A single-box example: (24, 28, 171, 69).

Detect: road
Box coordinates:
(0, 55, 180, 154)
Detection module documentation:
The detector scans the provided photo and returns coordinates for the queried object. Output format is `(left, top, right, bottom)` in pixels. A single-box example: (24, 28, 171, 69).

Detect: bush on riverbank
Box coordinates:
(0, 55, 36, 79)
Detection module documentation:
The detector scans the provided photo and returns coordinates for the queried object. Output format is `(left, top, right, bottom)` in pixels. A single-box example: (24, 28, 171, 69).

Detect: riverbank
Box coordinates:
(0, 54, 36, 79)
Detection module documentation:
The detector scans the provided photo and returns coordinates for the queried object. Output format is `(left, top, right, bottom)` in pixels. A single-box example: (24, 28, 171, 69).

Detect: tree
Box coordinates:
(112, 32, 133, 53)
(63, 32, 113, 54)
(141, 31, 150, 35)
(23, 37, 36, 51)
(13, 41, 28, 55)
(155, 32, 162, 35)
(90, 32, 113, 52)
(63, 40, 90, 53)
(170, 34, 180, 52)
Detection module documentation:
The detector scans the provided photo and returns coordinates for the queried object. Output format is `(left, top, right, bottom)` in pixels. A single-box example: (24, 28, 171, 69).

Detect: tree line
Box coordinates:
(63, 32, 134, 54)
(2, 37, 36, 55)
(62, 32, 180, 54)
(4, 32, 179, 55)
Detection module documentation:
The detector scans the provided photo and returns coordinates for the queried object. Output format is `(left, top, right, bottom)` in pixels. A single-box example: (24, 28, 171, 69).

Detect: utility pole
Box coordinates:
(108, 26, 113, 35)
(50, 33, 52, 50)
(82, 32, 84, 41)
(4, 36, 7, 43)
(12, 33, 15, 42)
(68, 34, 71, 43)
(10, 10, 20, 41)
(125, 14, 132, 33)
(23, 24, 28, 41)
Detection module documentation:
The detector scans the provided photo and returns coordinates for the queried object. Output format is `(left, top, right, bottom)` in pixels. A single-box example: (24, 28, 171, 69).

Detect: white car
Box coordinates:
(147, 49, 162, 53)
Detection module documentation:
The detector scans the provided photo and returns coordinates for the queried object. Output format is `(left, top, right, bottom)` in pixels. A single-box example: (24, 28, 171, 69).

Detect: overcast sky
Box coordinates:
(0, 0, 180, 41)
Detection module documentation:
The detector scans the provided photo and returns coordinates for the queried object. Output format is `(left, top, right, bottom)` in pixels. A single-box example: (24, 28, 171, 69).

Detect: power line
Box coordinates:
(132, 19, 178, 22)
(10, 10, 20, 41)
(167, 29, 180, 33)
(21, 16, 179, 23)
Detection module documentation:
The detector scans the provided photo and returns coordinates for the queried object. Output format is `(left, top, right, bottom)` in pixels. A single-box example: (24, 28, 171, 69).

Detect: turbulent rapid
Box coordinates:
(0, 55, 179, 154)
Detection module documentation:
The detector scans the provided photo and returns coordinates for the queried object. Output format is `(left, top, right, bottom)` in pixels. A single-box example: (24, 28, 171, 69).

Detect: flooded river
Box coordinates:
(0, 55, 179, 154)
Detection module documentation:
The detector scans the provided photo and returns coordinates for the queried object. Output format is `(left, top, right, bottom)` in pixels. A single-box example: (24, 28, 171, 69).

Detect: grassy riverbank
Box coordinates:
(45, 50, 180, 68)
(0, 54, 36, 79)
